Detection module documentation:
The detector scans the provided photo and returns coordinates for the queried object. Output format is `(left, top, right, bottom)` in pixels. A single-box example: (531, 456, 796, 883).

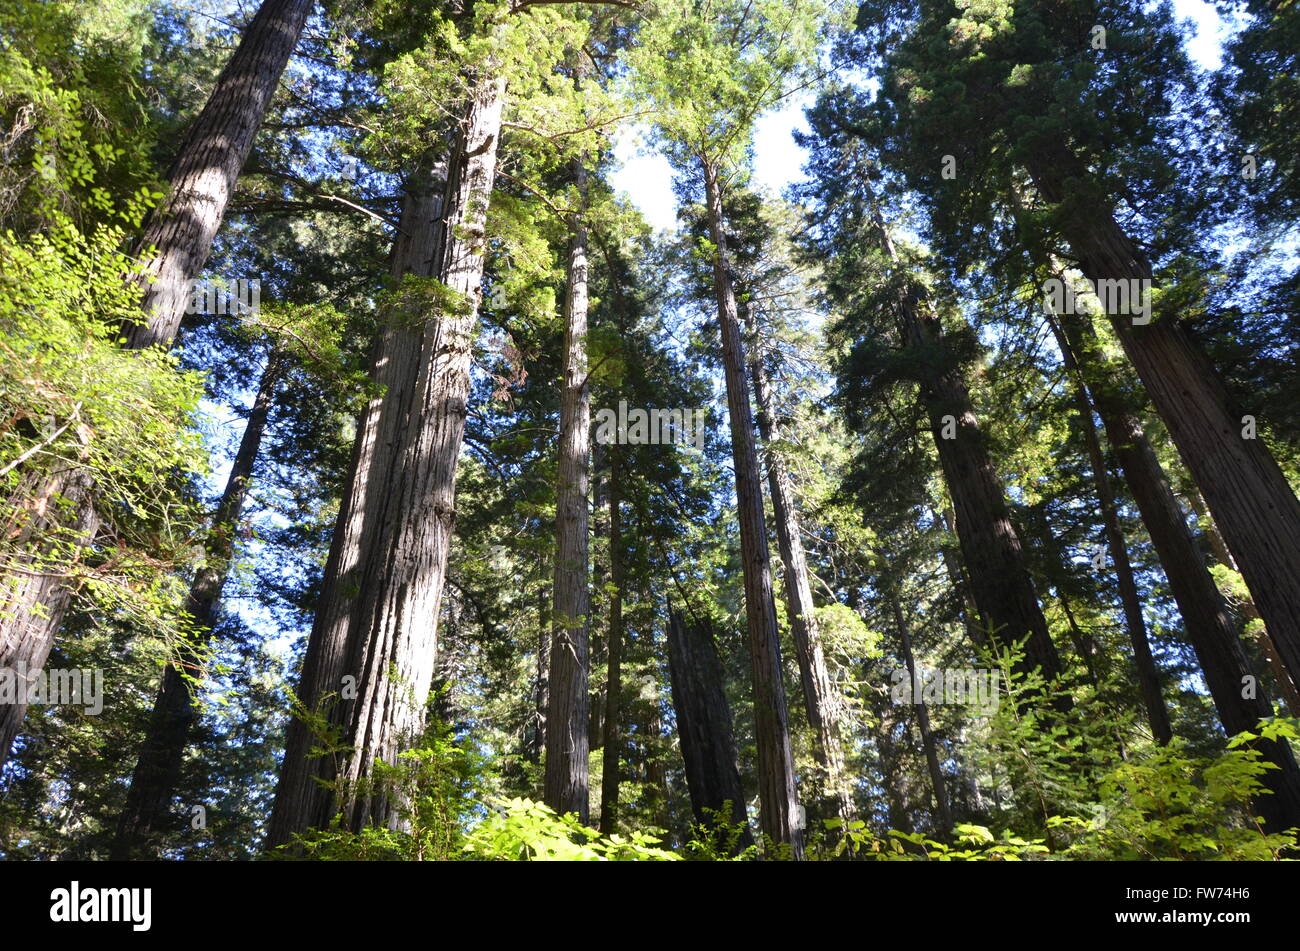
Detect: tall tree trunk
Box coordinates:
(887, 585, 953, 837)
(267, 74, 506, 848)
(1183, 488, 1300, 717)
(917, 335, 1065, 685)
(664, 604, 755, 851)
(1054, 309, 1300, 832)
(869, 688, 913, 834)
(530, 553, 550, 767)
(919, 334, 1065, 687)
(598, 451, 624, 835)
(745, 320, 855, 826)
(588, 446, 608, 755)
(128, 0, 314, 348)
(1027, 145, 1300, 718)
(643, 665, 669, 834)
(545, 156, 593, 821)
(869, 209, 1065, 689)
(1056, 590, 1100, 689)
(1046, 313, 1172, 743)
(266, 164, 439, 848)
(933, 505, 985, 649)
(111, 352, 282, 859)
(700, 157, 803, 857)
(0, 0, 313, 767)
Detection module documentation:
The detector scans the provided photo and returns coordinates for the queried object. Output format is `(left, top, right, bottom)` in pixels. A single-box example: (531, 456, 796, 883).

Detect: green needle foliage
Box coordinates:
(2, 0, 1299, 866)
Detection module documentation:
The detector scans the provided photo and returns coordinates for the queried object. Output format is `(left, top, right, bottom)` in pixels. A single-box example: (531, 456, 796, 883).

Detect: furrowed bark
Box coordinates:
(1046, 312, 1172, 743)
(1056, 311, 1300, 832)
(745, 319, 855, 826)
(701, 156, 803, 857)
(267, 74, 506, 847)
(0, 0, 313, 766)
(1184, 487, 1300, 718)
(266, 166, 441, 849)
(598, 450, 623, 835)
(127, 0, 315, 349)
(545, 157, 592, 822)
(664, 604, 755, 851)
(869, 209, 1065, 689)
(0, 466, 99, 763)
(1027, 146, 1300, 721)
(112, 352, 282, 859)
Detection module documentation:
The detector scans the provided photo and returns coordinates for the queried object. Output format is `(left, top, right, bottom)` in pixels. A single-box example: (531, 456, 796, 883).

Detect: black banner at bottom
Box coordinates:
(2, 859, 1292, 939)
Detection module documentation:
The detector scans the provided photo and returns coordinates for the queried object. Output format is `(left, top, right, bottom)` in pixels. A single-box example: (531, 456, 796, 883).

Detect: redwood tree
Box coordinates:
(1044, 311, 1171, 744)
(629, 0, 824, 856)
(112, 352, 283, 858)
(598, 450, 625, 834)
(545, 156, 593, 821)
(0, 0, 314, 766)
(665, 604, 755, 851)
(862, 0, 1300, 720)
(267, 69, 507, 841)
(1053, 308, 1300, 831)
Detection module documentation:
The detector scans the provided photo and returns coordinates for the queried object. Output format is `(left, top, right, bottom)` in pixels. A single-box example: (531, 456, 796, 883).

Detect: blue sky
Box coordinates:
(198, 0, 1239, 676)
(611, 0, 1232, 232)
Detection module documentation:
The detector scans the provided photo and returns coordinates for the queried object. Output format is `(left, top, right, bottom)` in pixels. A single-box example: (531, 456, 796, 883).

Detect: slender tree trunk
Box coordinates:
(643, 665, 669, 834)
(598, 452, 624, 835)
(267, 75, 506, 847)
(530, 554, 550, 766)
(0, 0, 313, 767)
(745, 320, 855, 826)
(1027, 146, 1300, 715)
(869, 689, 913, 834)
(588, 642, 604, 752)
(545, 157, 592, 822)
(888, 586, 953, 837)
(1046, 313, 1172, 743)
(1056, 591, 1100, 688)
(664, 604, 755, 851)
(1054, 310, 1300, 832)
(934, 505, 985, 648)
(869, 209, 1064, 688)
(700, 157, 803, 857)
(588, 447, 608, 755)
(111, 353, 282, 859)
(1184, 488, 1300, 717)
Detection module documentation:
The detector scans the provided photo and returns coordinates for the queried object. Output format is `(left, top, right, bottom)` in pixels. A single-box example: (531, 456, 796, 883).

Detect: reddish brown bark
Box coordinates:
(701, 156, 803, 857)
(545, 157, 592, 822)
(0, 0, 313, 765)
(268, 74, 506, 846)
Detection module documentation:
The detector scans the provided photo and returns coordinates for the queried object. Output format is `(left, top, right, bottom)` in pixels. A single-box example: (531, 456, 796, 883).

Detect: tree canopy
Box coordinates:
(2, 0, 1300, 872)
